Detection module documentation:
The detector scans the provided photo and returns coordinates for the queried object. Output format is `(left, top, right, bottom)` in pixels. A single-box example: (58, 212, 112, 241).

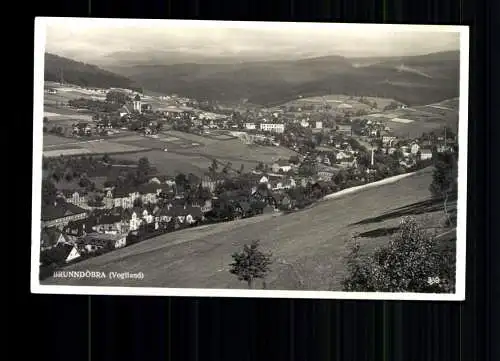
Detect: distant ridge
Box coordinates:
(106, 50, 460, 106)
(44, 53, 142, 91)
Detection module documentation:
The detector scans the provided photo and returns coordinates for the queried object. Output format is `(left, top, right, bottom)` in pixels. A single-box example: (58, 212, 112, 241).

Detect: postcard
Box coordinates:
(32, 18, 469, 300)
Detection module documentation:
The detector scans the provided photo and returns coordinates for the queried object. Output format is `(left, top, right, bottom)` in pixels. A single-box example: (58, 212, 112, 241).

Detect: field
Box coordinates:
(42, 167, 456, 291)
(42, 136, 149, 158)
(112, 131, 299, 176)
(358, 99, 459, 138)
(112, 150, 212, 177)
(285, 94, 399, 112)
(176, 138, 298, 164)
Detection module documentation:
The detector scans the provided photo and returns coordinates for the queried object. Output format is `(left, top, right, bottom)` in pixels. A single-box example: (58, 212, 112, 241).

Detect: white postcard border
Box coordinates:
(31, 18, 470, 301)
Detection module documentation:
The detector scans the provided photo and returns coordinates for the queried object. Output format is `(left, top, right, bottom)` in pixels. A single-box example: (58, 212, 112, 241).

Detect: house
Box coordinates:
(259, 175, 269, 184)
(260, 123, 285, 133)
(233, 201, 253, 219)
(82, 233, 127, 251)
(40, 243, 81, 264)
(148, 175, 169, 184)
(336, 151, 350, 161)
(63, 219, 88, 237)
(40, 228, 67, 251)
(410, 142, 420, 155)
(317, 170, 335, 181)
(200, 199, 213, 213)
(271, 160, 292, 174)
(382, 135, 397, 146)
(141, 103, 153, 112)
(337, 124, 352, 135)
(419, 149, 433, 160)
(106, 187, 141, 209)
(92, 214, 124, 234)
(201, 175, 224, 193)
(118, 105, 131, 118)
(400, 146, 411, 157)
(315, 121, 323, 129)
(41, 201, 88, 229)
(138, 184, 163, 204)
(61, 190, 88, 208)
(244, 122, 256, 130)
(437, 144, 454, 153)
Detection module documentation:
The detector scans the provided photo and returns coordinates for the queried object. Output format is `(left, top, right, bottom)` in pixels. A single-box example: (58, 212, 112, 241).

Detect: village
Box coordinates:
(40, 84, 458, 278)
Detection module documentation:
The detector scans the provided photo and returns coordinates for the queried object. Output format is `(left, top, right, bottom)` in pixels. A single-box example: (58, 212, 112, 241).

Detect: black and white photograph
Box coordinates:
(31, 18, 469, 300)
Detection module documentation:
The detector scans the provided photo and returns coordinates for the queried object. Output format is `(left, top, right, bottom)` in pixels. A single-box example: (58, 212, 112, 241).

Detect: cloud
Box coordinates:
(43, 19, 462, 64)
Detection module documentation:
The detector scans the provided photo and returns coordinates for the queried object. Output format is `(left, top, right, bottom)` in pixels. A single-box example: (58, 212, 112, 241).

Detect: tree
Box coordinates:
(255, 162, 265, 172)
(106, 90, 129, 105)
(342, 217, 455, 293)
(78, 176, 91, 188)
(229, 240, 273, 289)
(429, 151, 458, 225)
(133, 198, 143, 207)
(208, 159, 219, 176)
(175, 173, 188, 189)
(41, 179, 58, 205)
(137, 157, 151, 176)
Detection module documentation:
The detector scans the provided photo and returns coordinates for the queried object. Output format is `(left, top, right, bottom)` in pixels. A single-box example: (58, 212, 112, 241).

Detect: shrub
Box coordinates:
(342, 217, 455, 293)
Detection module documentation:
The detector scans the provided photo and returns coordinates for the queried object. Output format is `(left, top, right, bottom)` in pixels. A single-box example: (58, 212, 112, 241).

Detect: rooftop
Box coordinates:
(41, 201, 87, 222)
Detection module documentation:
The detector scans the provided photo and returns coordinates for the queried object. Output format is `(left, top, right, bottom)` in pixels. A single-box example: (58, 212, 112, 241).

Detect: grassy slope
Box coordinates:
(42, 167, 454, 290)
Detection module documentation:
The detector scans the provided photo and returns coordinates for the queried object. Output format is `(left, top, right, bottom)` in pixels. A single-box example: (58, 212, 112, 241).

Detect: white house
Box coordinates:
(419, 149, 433, 160)
(315, 121, 323, 129)
(336, 151, 350, 161)
(260, 123, 285, 133)
(244, 122, 256, 130)
(382, 135, 397, 146)
(411, 143, 420, 154)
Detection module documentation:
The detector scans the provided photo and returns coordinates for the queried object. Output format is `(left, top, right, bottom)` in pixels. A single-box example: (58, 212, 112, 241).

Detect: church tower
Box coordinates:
(133, 94, 142, 113)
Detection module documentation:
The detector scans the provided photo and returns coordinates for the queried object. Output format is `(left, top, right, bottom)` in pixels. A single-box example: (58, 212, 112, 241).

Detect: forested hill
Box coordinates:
(44, 53, 142, 91)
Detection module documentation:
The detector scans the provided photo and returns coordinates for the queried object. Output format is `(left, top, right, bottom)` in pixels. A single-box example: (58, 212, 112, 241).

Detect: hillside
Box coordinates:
(41, 168, 447, 291)
(109, 51, 460, 106)
(44, 53, 141, 91)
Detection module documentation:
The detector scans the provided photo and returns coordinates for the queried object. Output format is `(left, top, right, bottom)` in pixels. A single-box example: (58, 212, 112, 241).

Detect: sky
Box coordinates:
(43, 19, 463, 65)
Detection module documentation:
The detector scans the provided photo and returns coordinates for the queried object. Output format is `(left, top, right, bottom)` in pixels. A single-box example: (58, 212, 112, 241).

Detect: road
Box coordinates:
(41, 168, 444, 291)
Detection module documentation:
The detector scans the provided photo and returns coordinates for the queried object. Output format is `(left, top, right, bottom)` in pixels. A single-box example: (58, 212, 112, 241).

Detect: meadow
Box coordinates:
(42, 138, 149, 158)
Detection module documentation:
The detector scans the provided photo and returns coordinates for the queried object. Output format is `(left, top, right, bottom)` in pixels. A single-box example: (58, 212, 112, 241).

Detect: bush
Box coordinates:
(342, 217, 455, 293)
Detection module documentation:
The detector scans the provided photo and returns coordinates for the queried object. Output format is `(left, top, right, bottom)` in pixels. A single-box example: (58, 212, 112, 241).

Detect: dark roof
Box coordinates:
(41, 202, 87, 222)
(138, 183, 162, 194)
(113, 187, 137, 198)
(235, 201, 251, 212)
(41, 228, 62, 248)
(131, 206, 147, 215)
(275, 159, 290, 167)
(96, 214, 122, 225)
(40, 244, 76, 264)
